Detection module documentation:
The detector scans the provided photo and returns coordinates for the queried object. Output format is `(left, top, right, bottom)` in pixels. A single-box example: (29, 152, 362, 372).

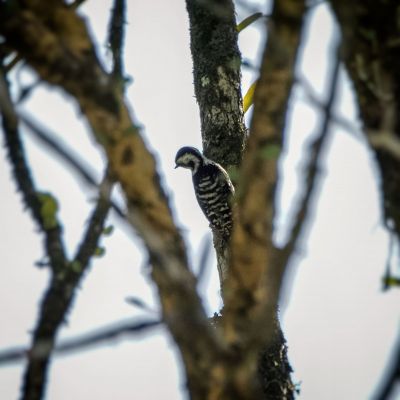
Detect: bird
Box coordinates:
(175, 146, 235, 239)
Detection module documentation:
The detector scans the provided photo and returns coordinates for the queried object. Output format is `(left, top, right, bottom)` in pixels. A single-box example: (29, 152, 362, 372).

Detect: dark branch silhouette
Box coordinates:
(21, 171, 113, 400)
(20, 114, 126, 220)
(108, 0, 126, 83)
(373, 333, 400, 400)
(0, 318, 160, 366)
(278, 43, 342, 269)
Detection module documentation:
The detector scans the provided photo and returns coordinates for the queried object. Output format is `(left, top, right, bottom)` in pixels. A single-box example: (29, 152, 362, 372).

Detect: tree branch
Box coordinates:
(20, 113, 126, 220)
(296, 74, 360, 137)
(107, 0, 126, 84)
(0, 66, 67, 272)
(186, 0, 248, 290)
(21, 171, 113, 400)
(20, 114, 98, 187)
(73, 171, 114, 265)
(0, 59, 115, 400)
(0, 318, 160, 366)
(373, 333, 400, 400)
(186, 0, 246, 169)
(0, 3, 221, 396)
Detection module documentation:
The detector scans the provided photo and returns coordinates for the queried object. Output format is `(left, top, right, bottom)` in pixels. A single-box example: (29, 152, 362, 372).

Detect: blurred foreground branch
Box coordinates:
(0, 3, 219, 399)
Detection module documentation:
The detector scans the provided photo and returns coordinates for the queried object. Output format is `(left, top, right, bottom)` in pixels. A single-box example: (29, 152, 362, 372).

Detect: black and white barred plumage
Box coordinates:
(175, 146, 234, 238)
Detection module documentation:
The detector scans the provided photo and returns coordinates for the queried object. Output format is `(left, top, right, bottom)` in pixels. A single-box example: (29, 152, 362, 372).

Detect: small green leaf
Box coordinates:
(103, 225, 114, 236)
(260, 144, 281, 160)
(237, 12, 263, 33)
(383, 276, 400, 287)
(94, 247, 106, 257)
(37, 192, 59, 229)
(70, 261, 82, 273)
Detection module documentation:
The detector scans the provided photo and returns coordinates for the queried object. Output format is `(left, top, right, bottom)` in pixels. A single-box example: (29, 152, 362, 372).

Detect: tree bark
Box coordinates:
(186, 0, 306, 398)
(330, 1, 400, 238)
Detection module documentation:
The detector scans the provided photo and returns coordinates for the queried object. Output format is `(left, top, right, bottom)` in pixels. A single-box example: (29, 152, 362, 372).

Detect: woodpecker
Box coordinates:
(175, 146, 234, 238)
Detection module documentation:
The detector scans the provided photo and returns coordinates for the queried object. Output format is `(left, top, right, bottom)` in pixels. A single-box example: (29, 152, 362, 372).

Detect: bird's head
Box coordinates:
(175, 146, 203, 174)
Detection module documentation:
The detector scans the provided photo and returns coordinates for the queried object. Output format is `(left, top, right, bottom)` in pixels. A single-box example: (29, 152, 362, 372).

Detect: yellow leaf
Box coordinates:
(237, 12, 263, 33)
(243, 80, 257, 114)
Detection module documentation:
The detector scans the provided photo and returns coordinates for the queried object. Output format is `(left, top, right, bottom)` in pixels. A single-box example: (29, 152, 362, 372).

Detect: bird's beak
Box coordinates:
(174, 164, 179, 169)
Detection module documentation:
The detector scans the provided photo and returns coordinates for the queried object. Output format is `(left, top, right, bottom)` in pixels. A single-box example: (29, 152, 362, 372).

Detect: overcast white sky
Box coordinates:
(0, 1, 399, 399)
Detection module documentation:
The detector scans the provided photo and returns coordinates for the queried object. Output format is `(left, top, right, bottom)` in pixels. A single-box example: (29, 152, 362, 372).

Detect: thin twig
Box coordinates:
(107, 0, 126, 84)
(21, 114, 98, 186)
(74, 170, 113, 265)
(279, 43, 342, 267)
(296, 74, 360, 138)
(5, 53, 22, 72)
(20, 113, 126, 220)
(0, 318, 160, 366)
(383, 232, 395, 291)
(373, 333, 400, 400)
